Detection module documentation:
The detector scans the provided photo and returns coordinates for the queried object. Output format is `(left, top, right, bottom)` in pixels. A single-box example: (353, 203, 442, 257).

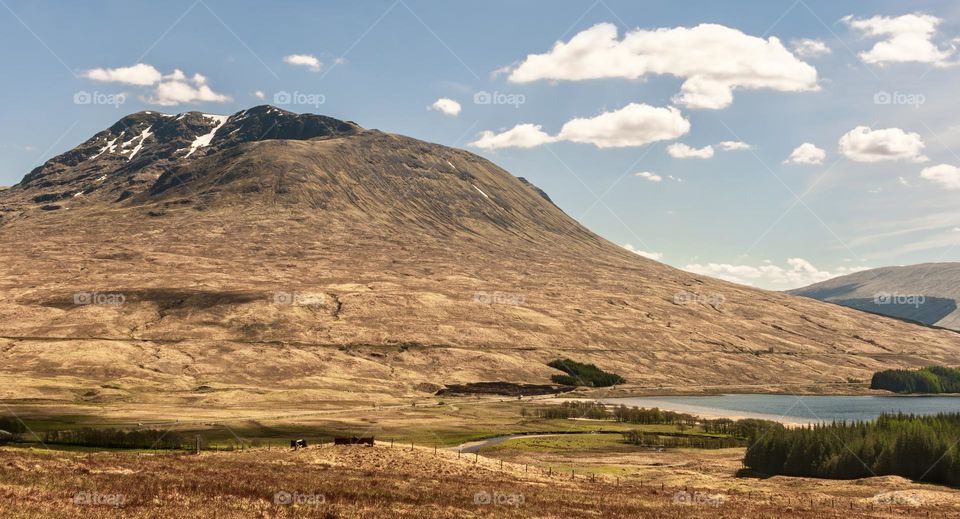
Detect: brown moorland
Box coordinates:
(2, 106, 960, 409)
(2, 444, 956, 518)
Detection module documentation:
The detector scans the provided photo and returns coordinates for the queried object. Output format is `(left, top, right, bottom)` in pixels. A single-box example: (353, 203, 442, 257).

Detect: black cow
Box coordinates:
(334, 436, 374, 446)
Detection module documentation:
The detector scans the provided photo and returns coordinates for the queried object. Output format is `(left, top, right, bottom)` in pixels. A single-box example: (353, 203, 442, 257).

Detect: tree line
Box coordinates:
(744, 412, 960, 486)
(870, 365, 960, 394)
(548, 359, 625, 387)
(526, 402, 783, 443)
(42, 428, 189, 450)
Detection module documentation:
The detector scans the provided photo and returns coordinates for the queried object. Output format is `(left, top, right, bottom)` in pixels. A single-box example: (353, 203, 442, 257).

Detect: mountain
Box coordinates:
(4, 106, 360, 210)
(789, 264, 960, 331)
(2, 106, 960, 407)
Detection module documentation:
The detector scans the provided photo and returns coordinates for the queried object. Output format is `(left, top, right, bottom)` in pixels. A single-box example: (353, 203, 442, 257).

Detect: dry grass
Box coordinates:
(3, 443, 954, 518)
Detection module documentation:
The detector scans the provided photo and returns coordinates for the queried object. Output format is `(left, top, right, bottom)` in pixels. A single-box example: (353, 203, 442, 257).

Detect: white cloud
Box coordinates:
(470, 124, 555, 150)
(717, 140, 751, 151)
(898, 176, 910, 186)
(843, 13, 956, 67)
(921, 164, 960, 189)
(428, 97, 462, 116)
(784, 142, 826, 165)
(623, 243, 663, 261)
(838, 126, 928, 163)
(283, 53, 322, 72)
(667, 143, 714, 159)
(664, 140, 748, 159)
(83, 63, 163, 86)
(634, 171, 662, 182)
(83, 64, 229, 106)
(507, 22, 819, 109)
(683, 258, 869, 289)
(556, 103, 690, 148)
(253, 90, 266, 100)
(470, 103, 690, 150)
(144, 70, 231, 106)
(792, 38, 832, 58)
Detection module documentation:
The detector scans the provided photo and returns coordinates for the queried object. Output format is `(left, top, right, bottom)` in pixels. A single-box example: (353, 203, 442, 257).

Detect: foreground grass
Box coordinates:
(0, 444, 945, 518)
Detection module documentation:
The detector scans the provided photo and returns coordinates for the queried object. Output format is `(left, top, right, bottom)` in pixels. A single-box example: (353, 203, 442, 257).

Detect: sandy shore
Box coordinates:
(553, 397, 817, 426)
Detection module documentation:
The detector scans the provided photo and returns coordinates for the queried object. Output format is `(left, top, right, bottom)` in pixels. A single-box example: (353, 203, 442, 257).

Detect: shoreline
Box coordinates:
(554, 396, 816, 426)
(555, 393, 960, 427)
(605, 399, 815, 427)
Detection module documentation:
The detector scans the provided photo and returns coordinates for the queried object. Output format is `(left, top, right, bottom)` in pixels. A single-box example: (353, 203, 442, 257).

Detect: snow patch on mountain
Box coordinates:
(184, 114, 228, 158)
(92, 136, 121, 159)
(125, 126, 154, 161)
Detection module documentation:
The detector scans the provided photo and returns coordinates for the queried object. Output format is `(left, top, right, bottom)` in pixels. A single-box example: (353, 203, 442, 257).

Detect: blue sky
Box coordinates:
(2, 0, 959, 289)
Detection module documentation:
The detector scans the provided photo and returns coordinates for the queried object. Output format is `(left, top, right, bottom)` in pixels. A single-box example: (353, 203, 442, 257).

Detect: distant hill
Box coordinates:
(789, 263, 960, 331)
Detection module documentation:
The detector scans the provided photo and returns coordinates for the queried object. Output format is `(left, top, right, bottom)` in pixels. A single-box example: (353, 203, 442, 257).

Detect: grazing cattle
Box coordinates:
(333, 436, 374, 446)
(290, 439, 307, 450)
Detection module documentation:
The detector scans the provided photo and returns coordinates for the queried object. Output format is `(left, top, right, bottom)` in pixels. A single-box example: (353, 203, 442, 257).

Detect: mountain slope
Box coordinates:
(789, 263, 960, 331)
(2, 107, 960, 408)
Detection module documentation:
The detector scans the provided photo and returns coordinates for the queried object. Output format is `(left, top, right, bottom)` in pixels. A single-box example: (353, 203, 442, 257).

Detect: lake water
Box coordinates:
(599, 394, 960, 424)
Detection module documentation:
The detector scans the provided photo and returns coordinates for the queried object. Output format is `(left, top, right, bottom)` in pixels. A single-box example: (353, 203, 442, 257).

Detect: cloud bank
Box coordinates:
(471, 103, 690, 150)
(82, 63, 230, 106)
(507, 22, 819, 109)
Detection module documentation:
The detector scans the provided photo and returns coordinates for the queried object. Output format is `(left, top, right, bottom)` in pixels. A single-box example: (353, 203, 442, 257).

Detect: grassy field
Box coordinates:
(4, 398, 960, 516)
(3, 442, 956, 518)
(6, 399, 661, 449)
